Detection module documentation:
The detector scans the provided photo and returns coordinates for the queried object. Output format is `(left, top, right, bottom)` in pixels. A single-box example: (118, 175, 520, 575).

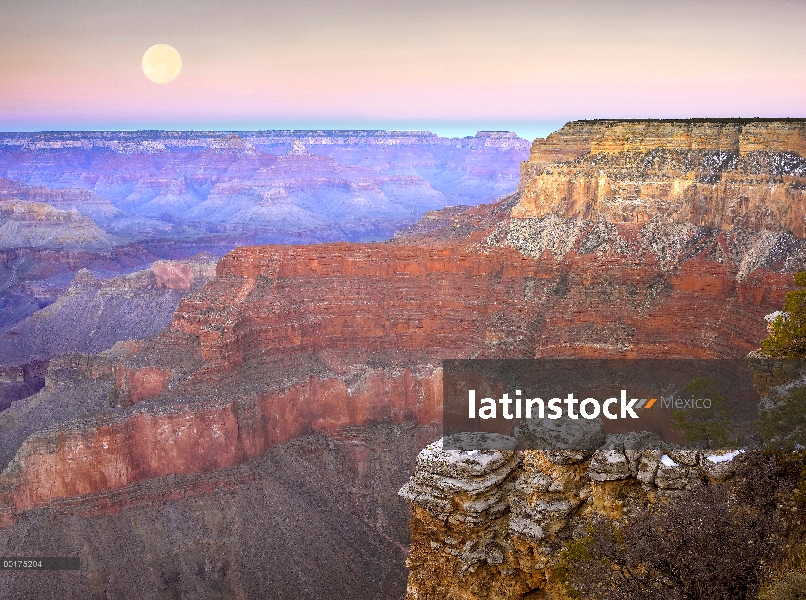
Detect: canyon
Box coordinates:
(0, 129, 528, 412)
(0, 119, 805, 599)
(0, 130, 528, 245)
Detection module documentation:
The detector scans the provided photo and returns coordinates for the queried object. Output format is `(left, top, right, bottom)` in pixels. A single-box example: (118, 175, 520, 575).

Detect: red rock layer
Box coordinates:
(150, 258, 217, 291)
(0, 368, 441, 522)
(0, 234, 793, 527)
(173, 244, 541, 368)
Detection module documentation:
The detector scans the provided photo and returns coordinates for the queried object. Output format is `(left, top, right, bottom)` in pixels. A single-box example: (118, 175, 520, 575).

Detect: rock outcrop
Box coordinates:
(0, 201, 113, 251)
(0, 238, 237, 333)
(395, 118, 806, 599)
(401, 433, 748, 600)
(0, 178, 121, 224)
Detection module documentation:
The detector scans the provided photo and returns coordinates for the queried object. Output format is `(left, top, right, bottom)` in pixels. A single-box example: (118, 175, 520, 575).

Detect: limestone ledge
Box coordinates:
(526, 120, 806, 165)
(400, 431, 745, 599)
(501, 215, 806, 277)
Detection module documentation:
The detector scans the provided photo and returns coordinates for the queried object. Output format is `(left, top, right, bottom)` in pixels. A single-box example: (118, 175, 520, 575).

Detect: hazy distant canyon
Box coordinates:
(0, 130, 527, 246)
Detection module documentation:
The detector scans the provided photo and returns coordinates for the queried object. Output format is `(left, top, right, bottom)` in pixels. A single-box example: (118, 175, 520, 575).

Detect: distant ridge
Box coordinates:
(572, 117, 806, 123)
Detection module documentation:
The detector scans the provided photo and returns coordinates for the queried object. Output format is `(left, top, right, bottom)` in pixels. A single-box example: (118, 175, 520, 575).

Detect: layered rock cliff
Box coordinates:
(0, 201, 113, 251)
(0, 130, 529, 245)
(0, 129, 530, 346)
(0, 178, 121, 225)
(0, 236, 792, 597)
(0, 256, 217, 414)
(0, 423, 438, 599)
(399, 118, 806, 600)
(515, 119, 806, 234)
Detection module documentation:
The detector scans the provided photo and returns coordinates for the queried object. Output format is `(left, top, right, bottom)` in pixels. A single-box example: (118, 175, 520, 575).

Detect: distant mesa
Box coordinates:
(0, 200, 112, 251)
(288, 140, 310, 156)
(209, 134, 257, 154)
(475, 131, 520, 139)
(0, 130, 530, 249)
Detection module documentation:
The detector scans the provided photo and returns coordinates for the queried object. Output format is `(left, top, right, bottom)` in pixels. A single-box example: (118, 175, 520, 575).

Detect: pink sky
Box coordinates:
(2, 0, 804, 139)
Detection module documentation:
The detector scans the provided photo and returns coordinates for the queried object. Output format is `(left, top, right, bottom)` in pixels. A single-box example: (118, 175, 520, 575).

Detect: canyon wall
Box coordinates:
(0, 129, 530, 352)
(0, 423, 438, 600)
(0, 256, 216, 367)
(0, 130, 529, 246)
(0, 201, 113, 251)
(515, 119, 806, 235)
(400, 118, 806, 599)
(0, 256, 218, 414)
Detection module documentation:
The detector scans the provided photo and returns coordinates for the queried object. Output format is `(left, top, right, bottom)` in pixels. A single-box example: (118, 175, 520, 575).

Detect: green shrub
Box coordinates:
(670, 375, 734, 447)
(556, 533, 592, 599)
(759, 387, 806, 450)
(760, 272, 806, 358)
(562, 452, 804, 600)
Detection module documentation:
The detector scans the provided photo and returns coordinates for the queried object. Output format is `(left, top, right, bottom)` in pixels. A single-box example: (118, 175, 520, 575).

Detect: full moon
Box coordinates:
(142, 44, 182, 84)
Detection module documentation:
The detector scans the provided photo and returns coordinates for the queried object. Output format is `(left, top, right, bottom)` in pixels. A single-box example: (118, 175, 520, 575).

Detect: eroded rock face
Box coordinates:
(0, 130, 530, 243)
(515, 416, 605, 464)
(0, 178, 121, 225)
(0, 361, 46, 411)
(0, 201, 113, 251)
(515, 119, 806, 235)
(400, 434, 745, 600)
(0, 368, 443, 515)
(0, 256, 217, 367)
(0, 233, 792, 523)
(0, 423, 438, 600)
(399, 434, 521, 525)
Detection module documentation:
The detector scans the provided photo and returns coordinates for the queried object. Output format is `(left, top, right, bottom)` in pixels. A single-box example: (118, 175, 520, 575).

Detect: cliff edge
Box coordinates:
(515, 119, 806, 235)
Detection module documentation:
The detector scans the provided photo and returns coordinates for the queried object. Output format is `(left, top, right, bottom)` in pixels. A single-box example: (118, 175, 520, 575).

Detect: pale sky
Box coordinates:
(1, 0, 804, 139)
